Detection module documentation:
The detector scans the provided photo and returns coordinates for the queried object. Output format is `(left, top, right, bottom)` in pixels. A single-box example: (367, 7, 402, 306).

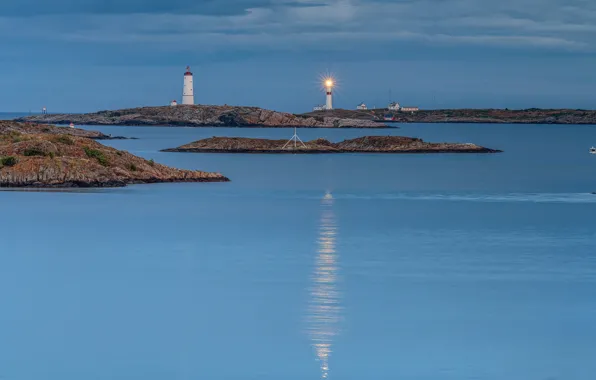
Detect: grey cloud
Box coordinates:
(1, 0, 595, 55)
(0, 0, 326, 16)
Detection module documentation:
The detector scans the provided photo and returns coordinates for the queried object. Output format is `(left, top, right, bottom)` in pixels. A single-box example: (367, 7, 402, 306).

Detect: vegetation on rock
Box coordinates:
(0, 156, 18, 167)
(163, 136, 501, 154)
(84, 147, 109, 166)
(0, 121, 229, 188)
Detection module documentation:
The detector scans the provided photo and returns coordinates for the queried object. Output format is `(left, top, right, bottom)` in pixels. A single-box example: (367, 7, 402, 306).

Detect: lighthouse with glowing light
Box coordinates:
(325, 78, 333, 110)
(183, 66, 194, 105)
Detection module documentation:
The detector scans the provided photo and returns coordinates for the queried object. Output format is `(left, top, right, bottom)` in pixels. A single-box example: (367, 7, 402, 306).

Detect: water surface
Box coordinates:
(1, 122, 596, 380)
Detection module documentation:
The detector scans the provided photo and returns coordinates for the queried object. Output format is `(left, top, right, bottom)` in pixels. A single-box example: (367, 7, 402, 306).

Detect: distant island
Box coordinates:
(303, 108, 596, 124)
(16, 105, 387, 129)
(162, 136, 501, 154)
(0, 121, 229, 188)
(19, 106, 596, 127)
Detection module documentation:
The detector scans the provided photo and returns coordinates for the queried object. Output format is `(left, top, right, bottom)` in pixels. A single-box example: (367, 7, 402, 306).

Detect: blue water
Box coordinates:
(0, 112, 36, 120)
(2, 122, 596, 380)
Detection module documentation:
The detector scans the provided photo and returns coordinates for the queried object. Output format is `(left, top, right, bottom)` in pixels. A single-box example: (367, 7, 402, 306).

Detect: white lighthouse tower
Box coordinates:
(324, 79, 334, 110)
(183, 66, 194, 105)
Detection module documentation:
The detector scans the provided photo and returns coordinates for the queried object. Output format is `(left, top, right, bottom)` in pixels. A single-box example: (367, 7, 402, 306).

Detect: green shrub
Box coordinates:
(0, 156, 18, 167)
(84, 147, 108, 166)
(128, 163, 137, 172)
(49, 152, 55, 159)
(53, 135, 74, 145)
(9, 131, 24, 143)
(23, 148, 46, 157)
(148, 159, 155, 167)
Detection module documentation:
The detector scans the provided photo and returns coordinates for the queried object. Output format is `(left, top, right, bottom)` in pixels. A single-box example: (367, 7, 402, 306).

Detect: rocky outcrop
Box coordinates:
(0, 122, 228, 188)
(0, 120, 129, 140)
(162, 136, 501, 154)
(303, 108, 596, 124)
(16, 105, 387, 128)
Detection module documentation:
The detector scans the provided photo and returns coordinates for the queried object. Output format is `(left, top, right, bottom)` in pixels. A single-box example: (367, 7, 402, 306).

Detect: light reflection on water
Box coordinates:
(307, 192, 342, 379)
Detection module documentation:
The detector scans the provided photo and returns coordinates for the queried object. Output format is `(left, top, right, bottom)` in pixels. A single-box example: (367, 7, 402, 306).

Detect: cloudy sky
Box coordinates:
(1, 0, 595, 112)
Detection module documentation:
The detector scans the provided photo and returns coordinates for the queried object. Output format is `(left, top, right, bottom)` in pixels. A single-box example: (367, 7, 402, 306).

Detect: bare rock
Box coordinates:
(16, 105, 388, 129)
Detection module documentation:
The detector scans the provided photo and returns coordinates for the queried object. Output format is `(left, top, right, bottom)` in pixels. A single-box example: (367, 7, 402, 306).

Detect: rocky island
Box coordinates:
(0, 121, 130, 140)
(162, 136, 500, 154)
(303, 108, 596, 125)
(0, 121, 228, 188)
(17, 105, 387, 128)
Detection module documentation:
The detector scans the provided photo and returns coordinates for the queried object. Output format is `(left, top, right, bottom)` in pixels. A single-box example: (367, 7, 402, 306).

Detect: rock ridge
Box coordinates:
(162, 136, 501, 154)
(17, 105, 388, 128)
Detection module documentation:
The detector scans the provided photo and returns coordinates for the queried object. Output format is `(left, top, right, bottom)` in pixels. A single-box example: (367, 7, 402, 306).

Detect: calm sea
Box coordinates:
(2, 122, 596, 380)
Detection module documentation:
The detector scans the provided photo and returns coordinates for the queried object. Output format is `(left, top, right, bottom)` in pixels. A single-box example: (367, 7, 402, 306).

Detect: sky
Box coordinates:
(1, 0, 596, 113)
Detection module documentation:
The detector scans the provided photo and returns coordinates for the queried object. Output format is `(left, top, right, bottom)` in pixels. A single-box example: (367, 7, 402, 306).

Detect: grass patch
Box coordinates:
(0, 156, 18, 167)
(84, 146, 109, 166)
(52, 135, 75, 145)
(23, 148, 47, 157)
(7, 131, 26, 143)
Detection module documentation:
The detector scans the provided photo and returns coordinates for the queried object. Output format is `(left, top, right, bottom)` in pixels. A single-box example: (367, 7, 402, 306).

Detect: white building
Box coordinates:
(357, 103, 368, 110)
(388, 102, 401, 111)
(170, 100, 178, 106)
(400, 107, 419, 112)
(183, 66, 194, 105)
(313, 105, 326, 111)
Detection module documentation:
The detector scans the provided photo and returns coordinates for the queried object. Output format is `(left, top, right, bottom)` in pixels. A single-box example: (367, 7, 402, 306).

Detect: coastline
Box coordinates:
(162, 136, 501, 154)
(0, 121, 229, 188)
(302, 108, 596, 125)
(16, 105, 388, 129)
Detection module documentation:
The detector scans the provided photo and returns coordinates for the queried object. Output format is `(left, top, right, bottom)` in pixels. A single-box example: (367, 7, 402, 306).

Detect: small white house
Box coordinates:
(356, 103, 368, 110)
(400, 107, 419, 112)
(313, 104, 326, 111)
(388, 102, 401, 111)
(170, 100, 178, 106)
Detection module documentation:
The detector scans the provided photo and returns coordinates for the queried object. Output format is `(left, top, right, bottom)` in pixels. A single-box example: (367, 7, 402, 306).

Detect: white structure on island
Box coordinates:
(357, 102, 368, 110)
(324, 79, 334, 110)
(388, 102, 401, 111)
(183, 66, 194, 105)
(170, 100, 178, 106)
(313, 104, 326, 111)
(388, 102, 419, 112)
(401, 107, 419, 112)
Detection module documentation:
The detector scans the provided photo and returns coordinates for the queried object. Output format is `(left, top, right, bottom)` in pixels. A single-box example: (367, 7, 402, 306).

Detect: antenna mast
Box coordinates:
(282, 127, 307, 150)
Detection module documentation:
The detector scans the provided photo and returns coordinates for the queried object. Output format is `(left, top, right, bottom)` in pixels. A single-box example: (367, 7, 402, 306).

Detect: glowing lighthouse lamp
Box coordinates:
(324, 78, 334, 110)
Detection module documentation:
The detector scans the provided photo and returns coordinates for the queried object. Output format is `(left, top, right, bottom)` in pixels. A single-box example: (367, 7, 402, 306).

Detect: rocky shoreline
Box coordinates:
(162, 136, 501, 154)
(0, 121, 131, 140)
(303, 108, 596, 125)
(0, 121, 228, 188)
(16, 105, 388, 129)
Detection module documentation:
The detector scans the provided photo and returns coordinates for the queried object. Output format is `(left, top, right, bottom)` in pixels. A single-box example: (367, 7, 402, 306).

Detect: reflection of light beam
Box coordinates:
(307, 193, 341, 379)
